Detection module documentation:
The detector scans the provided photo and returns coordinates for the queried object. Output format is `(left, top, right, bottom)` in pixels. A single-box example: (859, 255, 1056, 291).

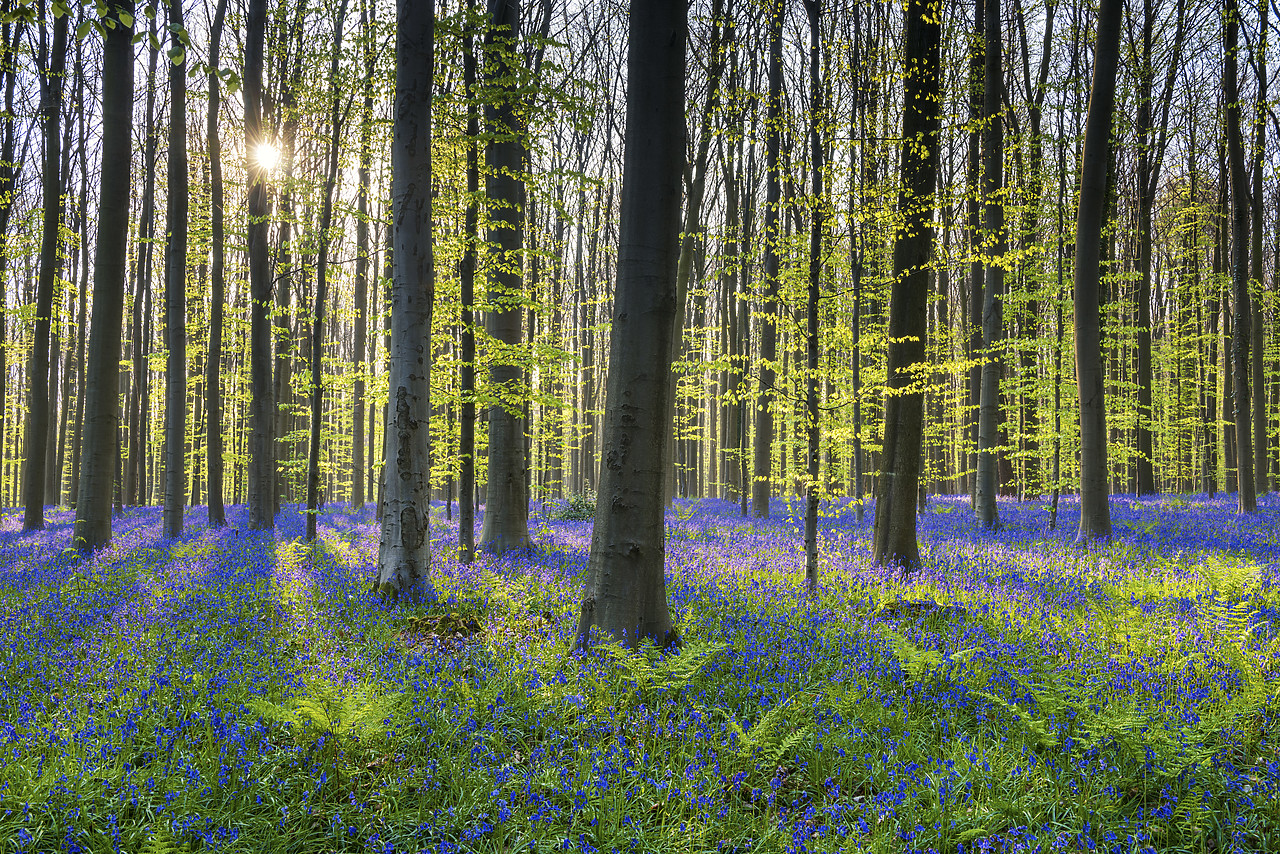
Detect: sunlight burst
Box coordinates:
(255, 141, 281, 173)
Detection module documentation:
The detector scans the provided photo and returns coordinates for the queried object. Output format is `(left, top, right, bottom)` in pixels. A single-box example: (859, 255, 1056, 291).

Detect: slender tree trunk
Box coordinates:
(306, 0, 349, 542)
(204, 0, 229, 526)
(966, 0, 984, 504)
(352, 0, 374, 512)
(1074, 0, 1121, 543)
(1225, 0, 1257, 511)
(162, 0, 188, 538)
(22, 13, 68, 530)
(0, 18, 24, 510)
(871, 0, 941, 573)
(575, 0, 685, 651)
(246, 0, 275, 528)
(377, 0, 436, 601)
(752, 0, 783, 519)
(803, 0, 822, 593)
(974, 0, 1003, 530)
(1252, 0, 1269, 493)
(459, 15, 479, 564)
(74, 2, 133, 551)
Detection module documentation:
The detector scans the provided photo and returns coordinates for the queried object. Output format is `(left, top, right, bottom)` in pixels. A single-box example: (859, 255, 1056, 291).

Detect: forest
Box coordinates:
(1, 0, 1280, 851)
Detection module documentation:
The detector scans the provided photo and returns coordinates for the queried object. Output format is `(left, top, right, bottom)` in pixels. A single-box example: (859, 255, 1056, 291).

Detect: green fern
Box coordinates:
(139, 825, 188, 854)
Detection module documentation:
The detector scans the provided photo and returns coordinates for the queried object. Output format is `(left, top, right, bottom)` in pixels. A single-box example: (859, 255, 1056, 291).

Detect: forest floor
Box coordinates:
(1, 495, 1279, 854)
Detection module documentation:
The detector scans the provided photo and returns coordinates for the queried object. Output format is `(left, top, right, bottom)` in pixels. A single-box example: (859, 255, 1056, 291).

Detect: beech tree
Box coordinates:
(377, 0, 436, 601)
(872, 0, 942, 573)
(576, 0, 686, 650)
(245, 0, 275, 529)
(1074, 0, 1122, 543)
(74, 2, 133, 552)
(162, 0, 188, 539)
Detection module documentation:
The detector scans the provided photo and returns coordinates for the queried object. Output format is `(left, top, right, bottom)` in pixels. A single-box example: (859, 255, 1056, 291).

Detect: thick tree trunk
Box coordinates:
(74, 3, 133, 551)
(479, 0, 532, 554)
(163, 0, 188, 539)
(575, 0, 685, 650)
(1252, 0, 1269, 494)
(1073, 0, 1121, 543)
(246, 0, 275, 528)
(377, 0, 436, 601)
(871, 0, 940, 573)
(22, 13, 68, 531)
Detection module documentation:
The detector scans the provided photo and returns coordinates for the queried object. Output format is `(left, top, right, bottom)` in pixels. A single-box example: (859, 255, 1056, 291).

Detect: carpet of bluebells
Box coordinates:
(1, 494, 1279, 854)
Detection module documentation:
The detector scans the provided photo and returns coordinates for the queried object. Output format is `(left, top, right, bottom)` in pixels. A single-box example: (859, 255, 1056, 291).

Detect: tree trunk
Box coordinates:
(1252, 0, 1269, 494)
(871, 0, 940, 573)
(1073, 0, 1121, 543)
(1224, 0, 1257, 511)
(802, 0, 822, 593)
(163, 0, 188, 538)
(575, 0, 685, 651)
(306, 0, 349, 542)
(377, 0, 436, 601)
(22, 13, 68, 531)
(479, 0, 532, 554)
(974, 0, 1003, 530)
(966, 0, 984, 504)
(204, 0, 229, 526)
(352, 0, 374, 512)
(73, 2, 133, 551)
(459, 13, 479, 564)
(246, 0, 275, 528)
(752, 0, 783, 519)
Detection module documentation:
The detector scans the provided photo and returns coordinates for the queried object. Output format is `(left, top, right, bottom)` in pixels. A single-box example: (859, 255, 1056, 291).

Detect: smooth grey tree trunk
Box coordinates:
(1251, 0, 1269, 494)
(575, 0, 686, 650)
(377, 0, 436, 601)
(871, 0, 941, 574)
(246, 0, 275, 528)
(479, 0, 532, 554)
(163, 0, 188, 539)
(1073, 0, 1121, 543)
(74, 2, 133, 551)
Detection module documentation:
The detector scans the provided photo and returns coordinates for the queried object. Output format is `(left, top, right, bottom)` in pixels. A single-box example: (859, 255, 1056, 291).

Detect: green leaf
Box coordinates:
(117, 10, 133, 28)
(75, 19, 92, 40)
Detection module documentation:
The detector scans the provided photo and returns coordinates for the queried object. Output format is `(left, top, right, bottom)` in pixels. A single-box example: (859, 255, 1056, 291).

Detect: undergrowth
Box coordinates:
(0, 498, 1278, 853)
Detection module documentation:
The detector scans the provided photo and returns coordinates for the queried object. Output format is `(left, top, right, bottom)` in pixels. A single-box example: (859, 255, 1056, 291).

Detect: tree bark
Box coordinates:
(871, 0, 940, 573)
(479, 0, 532, 554)
(1225, 0, 1257, 511)
(163, 0, 189, 538)
(307, 0, 349, 542)
(1073, 0, 1121, 543)
(246, 0, 275, 528)
(460, 13, 479, 564)
(974, 0, 1002, 530)
(752, 0, 783, 519)
(803, 0, 822, 593)
(377, 0, 436, 601)
(575, 0, 685, 650)
(352, 0, 374, 512)
(74, 2, 133, 551)
(22, 12, 68, 531)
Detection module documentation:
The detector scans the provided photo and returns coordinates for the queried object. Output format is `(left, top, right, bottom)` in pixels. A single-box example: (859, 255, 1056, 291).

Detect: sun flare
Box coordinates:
(255, 141, 281, 173)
